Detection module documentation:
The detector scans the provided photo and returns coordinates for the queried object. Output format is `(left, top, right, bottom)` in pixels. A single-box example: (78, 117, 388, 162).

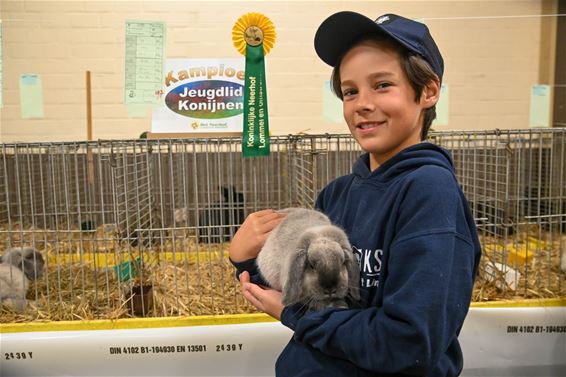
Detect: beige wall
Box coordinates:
(0, 0, 558, 142)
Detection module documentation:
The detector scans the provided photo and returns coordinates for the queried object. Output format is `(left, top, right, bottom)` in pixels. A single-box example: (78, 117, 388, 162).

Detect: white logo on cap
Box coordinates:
(376, 15, 389, 24)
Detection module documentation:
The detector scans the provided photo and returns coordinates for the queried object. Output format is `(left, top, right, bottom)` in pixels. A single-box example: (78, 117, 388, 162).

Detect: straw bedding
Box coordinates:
(1, 225, 564, 323)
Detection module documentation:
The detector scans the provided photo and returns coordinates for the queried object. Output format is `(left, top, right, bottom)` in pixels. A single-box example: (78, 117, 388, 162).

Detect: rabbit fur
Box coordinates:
(257, 208, 360, 311)
(0, 247, 44, 311)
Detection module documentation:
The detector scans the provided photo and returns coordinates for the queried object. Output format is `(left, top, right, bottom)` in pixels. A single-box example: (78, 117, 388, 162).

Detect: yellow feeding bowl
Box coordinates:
(505, 244, 534, 266)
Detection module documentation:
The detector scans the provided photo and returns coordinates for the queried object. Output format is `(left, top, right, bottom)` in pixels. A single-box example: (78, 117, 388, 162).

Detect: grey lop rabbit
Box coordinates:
(257, 208, 360, 311)
(0, 247, 44, 311)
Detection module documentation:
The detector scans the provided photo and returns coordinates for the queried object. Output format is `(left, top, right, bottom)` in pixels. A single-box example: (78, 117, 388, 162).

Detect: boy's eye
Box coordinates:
(375, 82, 391, 90)
(342, 88, 357, 97)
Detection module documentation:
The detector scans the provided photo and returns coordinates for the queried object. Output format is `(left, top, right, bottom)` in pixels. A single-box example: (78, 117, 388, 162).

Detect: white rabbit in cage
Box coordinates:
(0, 247, 45, 311)
(257, 208, 360, 311)
(174, 207, 189, 224)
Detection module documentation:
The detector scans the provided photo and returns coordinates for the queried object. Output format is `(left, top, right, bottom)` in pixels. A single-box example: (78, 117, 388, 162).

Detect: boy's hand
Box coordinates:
(229, 209, 286, 262)
(239, 271, 284, 320)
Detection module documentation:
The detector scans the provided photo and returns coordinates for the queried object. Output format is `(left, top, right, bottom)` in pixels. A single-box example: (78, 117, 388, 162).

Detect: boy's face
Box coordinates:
(339, 40, 434, 169)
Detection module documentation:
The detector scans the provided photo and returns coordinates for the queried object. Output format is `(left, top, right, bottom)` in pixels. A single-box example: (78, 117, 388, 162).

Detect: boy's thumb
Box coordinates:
(239, 271, 250, 283)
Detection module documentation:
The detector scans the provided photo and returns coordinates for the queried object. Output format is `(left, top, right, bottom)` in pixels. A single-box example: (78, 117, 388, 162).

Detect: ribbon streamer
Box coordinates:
(233, 13, 276, 158)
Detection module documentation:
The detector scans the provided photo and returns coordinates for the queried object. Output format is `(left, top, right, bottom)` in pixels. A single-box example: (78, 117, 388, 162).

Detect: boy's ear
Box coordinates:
(421, 79, 441, 109)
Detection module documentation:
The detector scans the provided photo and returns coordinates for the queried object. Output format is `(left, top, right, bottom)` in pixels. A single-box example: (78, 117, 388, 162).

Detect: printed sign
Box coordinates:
(151, 59, 245, 134)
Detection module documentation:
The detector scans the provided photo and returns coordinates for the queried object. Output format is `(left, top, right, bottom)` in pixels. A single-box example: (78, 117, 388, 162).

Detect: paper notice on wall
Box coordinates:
(19, 74, 44, 119)
(432, 84, 449, 126)
(529, 84, 551, 128)
(124, 20, 165, 105)
(323, 80, 343, 123)
(0, 20, 3, 108)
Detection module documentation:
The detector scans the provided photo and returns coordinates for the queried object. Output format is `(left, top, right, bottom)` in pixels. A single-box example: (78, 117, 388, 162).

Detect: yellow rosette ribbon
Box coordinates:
(233, 13, 276, 158)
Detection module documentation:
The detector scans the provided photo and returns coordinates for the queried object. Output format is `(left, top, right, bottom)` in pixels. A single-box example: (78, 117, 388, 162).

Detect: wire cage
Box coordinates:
(0, 137, 295, 321)
(1, 130, 565, 322)
(430, 129, 565, 301)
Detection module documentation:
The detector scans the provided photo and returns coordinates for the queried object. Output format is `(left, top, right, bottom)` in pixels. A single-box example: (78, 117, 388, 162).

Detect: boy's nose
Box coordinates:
(355, 90, 376, 113)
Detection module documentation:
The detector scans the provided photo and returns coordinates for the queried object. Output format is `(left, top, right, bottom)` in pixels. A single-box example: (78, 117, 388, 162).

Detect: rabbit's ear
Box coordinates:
(23, 251, 44, 280)
(6, 250, 23, 268)
(296, 230, 316, 252)
(22, 258, 35, 279)
(221, 186, 230, 201)
(344, 249, 361, 300)
(236, 191, 244, 203)
(282, 249, 307, 305)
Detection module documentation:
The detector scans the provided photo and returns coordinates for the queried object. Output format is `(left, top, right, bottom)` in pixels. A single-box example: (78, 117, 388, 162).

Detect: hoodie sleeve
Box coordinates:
(281, 168, 480, 374)
(229, 258, 270, 287)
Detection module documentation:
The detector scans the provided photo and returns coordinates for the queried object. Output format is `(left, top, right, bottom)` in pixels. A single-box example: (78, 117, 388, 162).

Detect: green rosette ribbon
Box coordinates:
(242, 44, 270, 157)
(233, 13, 276, 158)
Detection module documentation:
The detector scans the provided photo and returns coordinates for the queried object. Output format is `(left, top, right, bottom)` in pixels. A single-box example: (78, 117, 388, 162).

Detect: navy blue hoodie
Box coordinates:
(233, 142, 481, 376)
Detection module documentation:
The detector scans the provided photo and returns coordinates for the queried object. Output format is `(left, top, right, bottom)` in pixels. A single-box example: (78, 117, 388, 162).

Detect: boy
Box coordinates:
(230, 11, 481, 377)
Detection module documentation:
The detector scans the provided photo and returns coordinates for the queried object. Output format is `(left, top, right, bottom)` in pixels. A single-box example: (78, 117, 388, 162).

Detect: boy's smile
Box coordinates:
(356, 120, 387, 132)
(339, 39, 438, 170)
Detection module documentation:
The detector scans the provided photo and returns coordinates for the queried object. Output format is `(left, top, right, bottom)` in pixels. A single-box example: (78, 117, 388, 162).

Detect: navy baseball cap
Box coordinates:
(314, 11, 444, 82)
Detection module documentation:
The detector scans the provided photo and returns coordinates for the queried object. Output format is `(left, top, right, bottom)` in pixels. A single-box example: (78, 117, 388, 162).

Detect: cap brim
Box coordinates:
(315, 11, 381, 67)
(315, 11, 423, 68)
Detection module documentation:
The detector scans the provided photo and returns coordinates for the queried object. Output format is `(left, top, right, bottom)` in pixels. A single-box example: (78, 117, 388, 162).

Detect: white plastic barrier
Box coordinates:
(1, 306, 565, 377)
(459, 306, 566, 376)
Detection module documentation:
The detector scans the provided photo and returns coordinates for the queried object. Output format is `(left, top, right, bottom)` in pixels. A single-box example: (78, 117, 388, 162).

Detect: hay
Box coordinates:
(1, 224, 564, 323)
(0, 244, 258, 322)
(1, 224, 258, 322)
(473, 232, 565, 302)
(1, 264, 127, 323)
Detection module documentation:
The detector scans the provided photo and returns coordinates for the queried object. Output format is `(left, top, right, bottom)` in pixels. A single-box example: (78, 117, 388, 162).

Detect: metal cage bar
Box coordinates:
(1, 129, 564, 322)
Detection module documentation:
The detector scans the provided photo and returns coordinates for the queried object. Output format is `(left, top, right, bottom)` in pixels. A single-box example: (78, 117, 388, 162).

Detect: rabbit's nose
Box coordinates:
(324, 288, 337, 297)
